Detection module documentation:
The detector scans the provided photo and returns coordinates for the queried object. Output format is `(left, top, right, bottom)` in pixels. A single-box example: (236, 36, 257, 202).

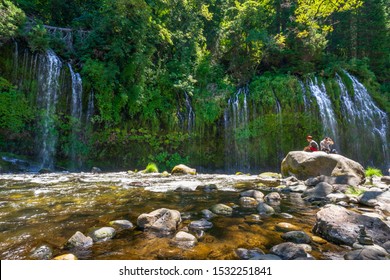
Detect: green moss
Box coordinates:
(144, 162, 159, 173)
(365, 167, 383, 177)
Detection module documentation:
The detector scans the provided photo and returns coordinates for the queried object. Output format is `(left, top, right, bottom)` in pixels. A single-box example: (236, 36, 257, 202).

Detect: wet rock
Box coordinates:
(235, 248, 265, 260)
(174, 186, 194, 192)
(109, 220, 134, 229)
(171, 231, 197, 249)
(240, 190, 264, 201)
(244, 214, 262, 224)
(344, 245, 389, 260)
(171, 164, 196, 175)
(265, 192, 281, 203)
(188, 219, 213, 231)
(137, 208, 181, 235)
(239, 197, 258, 208)
(302, 182, 334, 202)
(196, 184, 218, 192)
(275, 222, 300, 232)
(53, 253, 78, 260)
(270, 242, 308, 260)
(286, 184, 307, 193)
(252, 254, 282, 260)
(257, 202, 275, 215)
(65, 231, 93, 248)
(281, 231, 311, 244)
(326, 193, 349, 203)
(257, 176, 282, 187)
(381, 176, 390, 184)
(311, 235, 327, 244)
(281, 151, 365, 186)
(279, 213, 294, 219)
(210, 204, 233, 216)
(359, 191, 390, 212)
(30, 244, 53, 260)
(312, 204, 390, 246)
(382, 241, 390, 253)
(201, 209, 216, 219)
(91, 167, 102, 173)
(89, 227, 116, 242)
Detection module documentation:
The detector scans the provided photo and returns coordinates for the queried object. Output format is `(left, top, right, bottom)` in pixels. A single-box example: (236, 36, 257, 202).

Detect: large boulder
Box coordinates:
(281, 151, 365, 185)
(137, 208, 181, 236)
(312, 204, 390, 246)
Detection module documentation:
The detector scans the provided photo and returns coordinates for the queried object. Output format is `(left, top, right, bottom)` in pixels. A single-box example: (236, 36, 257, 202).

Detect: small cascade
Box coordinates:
(36, 50, 63, 170)
(224, 86, 250, 172)
(68, 64, 83, 170)
(86, 89, 95, 124)
(307, 77, 339, 144)
(69, 64, 83, 120)
(177, 92, 195, 132)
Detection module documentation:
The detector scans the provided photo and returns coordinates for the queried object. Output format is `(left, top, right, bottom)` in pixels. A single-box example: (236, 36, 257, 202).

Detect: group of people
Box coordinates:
(304, 135, 337, 154)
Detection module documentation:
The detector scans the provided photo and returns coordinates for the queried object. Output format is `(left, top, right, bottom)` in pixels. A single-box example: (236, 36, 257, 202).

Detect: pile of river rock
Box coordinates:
(30, 152, 390, 260)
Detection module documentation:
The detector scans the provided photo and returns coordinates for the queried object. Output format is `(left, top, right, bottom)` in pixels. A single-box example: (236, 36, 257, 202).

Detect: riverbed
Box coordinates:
(0, 172, 347, 260)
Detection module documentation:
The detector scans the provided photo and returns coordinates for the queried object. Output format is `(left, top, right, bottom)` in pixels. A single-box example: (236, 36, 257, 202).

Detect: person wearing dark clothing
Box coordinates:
(320, 137, 337, 154)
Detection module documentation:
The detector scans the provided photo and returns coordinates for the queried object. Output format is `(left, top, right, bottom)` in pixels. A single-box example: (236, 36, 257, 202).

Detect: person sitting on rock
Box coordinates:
(303, 135, 319, 152)
(320, 137, 337, 154)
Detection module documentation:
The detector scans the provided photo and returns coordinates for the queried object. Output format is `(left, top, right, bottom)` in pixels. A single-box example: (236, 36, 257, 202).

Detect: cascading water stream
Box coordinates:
(224, 86, 250, 172)
(338, 71, 389, 166)
(307, 77, 339, 146)
(36, 50, 62, 170)
(68, 64, 83, 170)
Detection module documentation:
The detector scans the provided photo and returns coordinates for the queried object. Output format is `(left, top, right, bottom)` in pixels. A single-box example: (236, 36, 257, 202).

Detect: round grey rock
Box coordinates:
(89, 227, 116, 242)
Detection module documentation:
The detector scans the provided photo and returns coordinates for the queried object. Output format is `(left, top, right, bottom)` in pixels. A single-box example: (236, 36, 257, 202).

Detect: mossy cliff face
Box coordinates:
(0, 42, 388, 172)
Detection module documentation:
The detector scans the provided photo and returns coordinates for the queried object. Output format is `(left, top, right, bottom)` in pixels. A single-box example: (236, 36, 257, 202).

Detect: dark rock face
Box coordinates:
(312, 204, 390, 246)
(281, 151, 365, 185)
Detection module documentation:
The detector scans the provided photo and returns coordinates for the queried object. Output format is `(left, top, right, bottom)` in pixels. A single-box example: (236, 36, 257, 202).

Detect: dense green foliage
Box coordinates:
(0, 0, 389, 171)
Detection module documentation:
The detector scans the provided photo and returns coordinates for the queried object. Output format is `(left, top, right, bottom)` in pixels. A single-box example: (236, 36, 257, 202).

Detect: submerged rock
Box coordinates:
(235, 248, 265, 260)
(281, 151, 365, 185)
(257, 202, 275, 215)
(270, 242, 308, 260)
(239, 197, 258, 208)
(188, 219, 213, 231)
(53, 253, 78, 260)
(109, 220, 134, 229)
(281, 231, 311, 244)
(210, 204, 233, 216)
(275, 222, 300, 232)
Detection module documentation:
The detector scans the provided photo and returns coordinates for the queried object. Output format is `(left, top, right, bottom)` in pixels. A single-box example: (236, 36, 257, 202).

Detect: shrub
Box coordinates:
(144, 162, 159, 173)
(365, 167, 383, 177)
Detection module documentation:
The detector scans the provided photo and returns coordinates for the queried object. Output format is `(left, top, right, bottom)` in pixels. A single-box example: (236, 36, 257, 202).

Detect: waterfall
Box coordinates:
(224, 86, 250, 172)
(36, 50, 63, 170)
(177, 92, 195, 132)
(307, 77, 339, 144)
(338, 71, 389, 166)
(68, 64, 83, 170)
(69, 64, 83, 121)
(86, 90, 95, 123)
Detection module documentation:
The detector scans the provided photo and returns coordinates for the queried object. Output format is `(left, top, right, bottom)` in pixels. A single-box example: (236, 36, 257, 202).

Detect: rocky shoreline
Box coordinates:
(1, 152, 390, 260)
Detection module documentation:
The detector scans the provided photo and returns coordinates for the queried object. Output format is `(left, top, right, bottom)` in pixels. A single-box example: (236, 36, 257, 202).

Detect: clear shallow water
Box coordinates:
(0, 172, 347, 260)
